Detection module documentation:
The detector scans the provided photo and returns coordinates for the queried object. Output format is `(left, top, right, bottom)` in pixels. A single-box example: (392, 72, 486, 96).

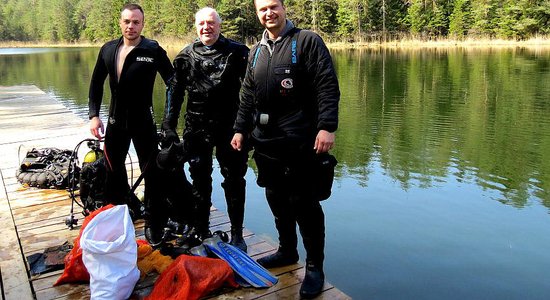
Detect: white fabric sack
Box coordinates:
(80, 205, 139, 300)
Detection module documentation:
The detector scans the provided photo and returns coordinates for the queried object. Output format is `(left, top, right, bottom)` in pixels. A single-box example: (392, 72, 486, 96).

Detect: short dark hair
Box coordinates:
(254, 0, 284, 7)
(121, 3, 144, 16)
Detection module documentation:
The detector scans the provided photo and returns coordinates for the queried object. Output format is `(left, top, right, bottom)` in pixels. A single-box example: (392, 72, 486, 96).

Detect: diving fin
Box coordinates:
(203, 235, 278, 288)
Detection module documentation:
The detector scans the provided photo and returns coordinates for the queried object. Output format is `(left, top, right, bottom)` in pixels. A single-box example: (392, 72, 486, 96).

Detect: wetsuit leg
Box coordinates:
(265, 185, 299, 254)
(292, 158, 325, 267)
(216, 136, 248, 231)
(103, 124, 131, 205)
(187, 141, 214, 233)
(131, 120, 163, 223)
(294, 188, 325, 267)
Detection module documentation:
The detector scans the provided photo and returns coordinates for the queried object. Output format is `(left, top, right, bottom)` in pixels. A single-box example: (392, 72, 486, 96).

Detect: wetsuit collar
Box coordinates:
(117, 35, 146, 49)
(193, 34, 228, 55)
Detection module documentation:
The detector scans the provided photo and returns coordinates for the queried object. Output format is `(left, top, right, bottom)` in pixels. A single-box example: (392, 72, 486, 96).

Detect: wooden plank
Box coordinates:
(0, 170, 34, 300)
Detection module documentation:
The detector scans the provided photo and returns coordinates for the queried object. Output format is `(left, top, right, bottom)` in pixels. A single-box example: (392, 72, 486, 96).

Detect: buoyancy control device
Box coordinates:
(16, 147, 78, 189)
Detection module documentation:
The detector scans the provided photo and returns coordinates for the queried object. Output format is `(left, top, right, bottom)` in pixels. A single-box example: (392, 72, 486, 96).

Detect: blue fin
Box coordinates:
(203, 235, 278, 288)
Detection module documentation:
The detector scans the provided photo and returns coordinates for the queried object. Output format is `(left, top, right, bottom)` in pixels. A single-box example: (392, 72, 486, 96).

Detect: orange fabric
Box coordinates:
(145, 255, 239, 300)
(136, 244, 174, 280)
(54, 204, 115, 286)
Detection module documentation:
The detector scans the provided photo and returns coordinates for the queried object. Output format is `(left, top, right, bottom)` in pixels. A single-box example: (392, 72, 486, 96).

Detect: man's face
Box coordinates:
(195, 10, 221, 46)
(119, 9, 144, 41)
(255, 0, 286, 32)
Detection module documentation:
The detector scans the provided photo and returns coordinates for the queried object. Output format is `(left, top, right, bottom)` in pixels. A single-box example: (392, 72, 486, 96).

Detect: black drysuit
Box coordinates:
(88, 36, 181, 222)
(234, 22, 340, 266)
(163, 35, 250, 232)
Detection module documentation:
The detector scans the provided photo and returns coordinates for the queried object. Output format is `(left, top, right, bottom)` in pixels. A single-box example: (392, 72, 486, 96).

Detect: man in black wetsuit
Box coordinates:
(231, 0, 340, 297)
(88, 3, 175, 237)
(161, 7, 250, 251)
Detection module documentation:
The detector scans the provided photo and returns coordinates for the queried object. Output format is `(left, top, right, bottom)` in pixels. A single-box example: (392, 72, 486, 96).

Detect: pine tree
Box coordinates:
(449, 0, 471, 38)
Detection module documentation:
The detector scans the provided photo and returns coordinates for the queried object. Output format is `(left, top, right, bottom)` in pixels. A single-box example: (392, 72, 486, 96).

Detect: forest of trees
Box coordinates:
(1, 0, 550, 43)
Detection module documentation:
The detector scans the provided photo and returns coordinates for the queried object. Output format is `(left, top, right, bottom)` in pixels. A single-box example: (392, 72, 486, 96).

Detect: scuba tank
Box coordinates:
(83, 141, 104, 164)
(79, 140, 107, 214)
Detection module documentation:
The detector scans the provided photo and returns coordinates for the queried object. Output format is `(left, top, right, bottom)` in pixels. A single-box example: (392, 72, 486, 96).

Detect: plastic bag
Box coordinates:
(54, 204, 115, 286)
(80, 205, 140, 300)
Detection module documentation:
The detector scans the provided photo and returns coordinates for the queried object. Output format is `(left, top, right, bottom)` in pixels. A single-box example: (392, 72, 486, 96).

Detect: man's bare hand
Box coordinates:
(90, 116, 104, 140)
(231, 133, 244, 151)
(314, 130, 335, 154)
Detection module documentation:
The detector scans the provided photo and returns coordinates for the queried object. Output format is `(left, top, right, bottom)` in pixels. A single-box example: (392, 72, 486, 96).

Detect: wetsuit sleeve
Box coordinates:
(237, 45, 250, 81)
(234, 46, 257, 134)
(162, 56, 187, 131)
(88, 47, 108, 119)
(303, 33, 340, 133)
(157, 46, 174, 85)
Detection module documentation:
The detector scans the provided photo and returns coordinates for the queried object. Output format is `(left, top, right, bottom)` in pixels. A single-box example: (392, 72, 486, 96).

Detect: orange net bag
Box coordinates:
(145, 255, 239, 300)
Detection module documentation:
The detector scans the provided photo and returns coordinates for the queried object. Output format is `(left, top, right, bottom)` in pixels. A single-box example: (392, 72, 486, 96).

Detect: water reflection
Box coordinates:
(331, 48, 550, 209)
(1, 47, 550, 210)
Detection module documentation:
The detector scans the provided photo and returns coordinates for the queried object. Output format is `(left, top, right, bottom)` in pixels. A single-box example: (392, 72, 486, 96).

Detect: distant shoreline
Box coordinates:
(2, 37, 550, 50)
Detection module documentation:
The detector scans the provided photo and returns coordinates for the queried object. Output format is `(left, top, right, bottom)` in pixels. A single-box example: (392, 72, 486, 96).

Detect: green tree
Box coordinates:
(407, 0, 428, 34)
(336, 0, 368, 39)
(76, 0, 126, 42)
(449, 0, 471, 38)
(426, 0, 449, 36)
(286, 0, 312, 29)
(315, 0, 339, 34)
(494, 0, 542, 39)
(469, 0, 498, 37)
(367, 0, 409, 34)
(157, 0, 195, 39)
(218, 0, 260, 42)
(532, 0, 550, 34)
(140, 0, 166, 38)
(285, 0, 338, 34)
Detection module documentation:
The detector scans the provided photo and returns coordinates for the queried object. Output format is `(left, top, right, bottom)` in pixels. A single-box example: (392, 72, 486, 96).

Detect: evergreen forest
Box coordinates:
(1, 0, 550, 43)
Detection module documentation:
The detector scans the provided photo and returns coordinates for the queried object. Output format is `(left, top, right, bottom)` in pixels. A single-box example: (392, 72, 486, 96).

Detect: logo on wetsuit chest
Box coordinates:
(136, 56, 154, 63)
(281, 78, 294, 89)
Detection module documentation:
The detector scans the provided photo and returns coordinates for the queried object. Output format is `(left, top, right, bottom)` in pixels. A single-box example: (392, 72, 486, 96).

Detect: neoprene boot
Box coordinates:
(230, 227, 247, 252)
(222, 180, 247, 252)
(299, 262, 325, 299)
(176, 226, 211, 248)
(257, 247, 299, 268)
(144, 220, 164, 247)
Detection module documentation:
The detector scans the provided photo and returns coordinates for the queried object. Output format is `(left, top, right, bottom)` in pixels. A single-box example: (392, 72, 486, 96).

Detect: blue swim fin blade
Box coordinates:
(203, 235, 278, 288)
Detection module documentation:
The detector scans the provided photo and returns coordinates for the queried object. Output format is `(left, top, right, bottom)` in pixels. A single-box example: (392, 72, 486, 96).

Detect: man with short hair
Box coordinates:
(88, 3, 174, 235)
(162, 7, 250, 251)
(231, 0, 340, 297)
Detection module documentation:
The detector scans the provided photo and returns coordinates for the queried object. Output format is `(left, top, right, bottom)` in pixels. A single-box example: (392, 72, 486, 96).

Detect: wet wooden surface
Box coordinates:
(0, 85, 351, 299)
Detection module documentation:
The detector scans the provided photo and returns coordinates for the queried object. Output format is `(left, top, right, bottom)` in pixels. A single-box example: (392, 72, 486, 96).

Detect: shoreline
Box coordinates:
(2, 37, 550, 50)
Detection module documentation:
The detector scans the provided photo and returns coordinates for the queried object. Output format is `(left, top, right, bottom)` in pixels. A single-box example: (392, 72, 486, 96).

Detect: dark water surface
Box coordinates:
(2, 47, 550, 299)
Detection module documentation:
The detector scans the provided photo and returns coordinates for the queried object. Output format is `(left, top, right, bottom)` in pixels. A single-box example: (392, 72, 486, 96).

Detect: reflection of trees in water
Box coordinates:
(2, 48, 550, 209)
(332, 48, 550, 209)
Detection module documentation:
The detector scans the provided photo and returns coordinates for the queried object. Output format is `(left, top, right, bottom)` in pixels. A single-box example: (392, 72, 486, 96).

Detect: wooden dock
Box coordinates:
(0, 85, 350, 299)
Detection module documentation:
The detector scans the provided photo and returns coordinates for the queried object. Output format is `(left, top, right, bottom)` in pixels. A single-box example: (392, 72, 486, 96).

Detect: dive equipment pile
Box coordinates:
(16, 147, 78, 189)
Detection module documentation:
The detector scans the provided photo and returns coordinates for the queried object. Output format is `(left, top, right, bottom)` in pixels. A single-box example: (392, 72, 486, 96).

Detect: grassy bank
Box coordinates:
(3, 36, 550, 50)
(328, 36, 550, 49)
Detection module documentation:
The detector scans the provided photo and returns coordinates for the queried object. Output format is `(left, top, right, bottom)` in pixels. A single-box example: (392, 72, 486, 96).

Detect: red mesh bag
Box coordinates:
(54, 204, 114, 286)
(145, 255, 239, 300)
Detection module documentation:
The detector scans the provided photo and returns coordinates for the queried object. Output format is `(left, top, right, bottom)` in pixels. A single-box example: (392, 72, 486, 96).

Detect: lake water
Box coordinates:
(1, 47, 550, 299)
